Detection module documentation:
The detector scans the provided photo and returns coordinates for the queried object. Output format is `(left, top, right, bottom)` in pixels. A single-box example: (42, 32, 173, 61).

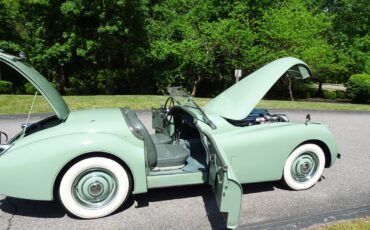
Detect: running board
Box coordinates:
(147, 171, 207, 189)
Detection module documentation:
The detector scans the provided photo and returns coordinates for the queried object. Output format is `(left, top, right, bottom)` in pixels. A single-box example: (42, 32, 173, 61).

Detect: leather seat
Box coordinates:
(122, 108, 189, 169)
(151, 133, 172, 144)
(155, 143, 189, 168)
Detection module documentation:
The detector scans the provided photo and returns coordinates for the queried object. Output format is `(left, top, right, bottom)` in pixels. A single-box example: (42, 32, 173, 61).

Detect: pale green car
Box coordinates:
(0, 51, 338, 229)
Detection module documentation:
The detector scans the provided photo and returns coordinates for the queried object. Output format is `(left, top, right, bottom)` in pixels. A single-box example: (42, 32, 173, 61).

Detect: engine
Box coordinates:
(226, 108, 289, 127)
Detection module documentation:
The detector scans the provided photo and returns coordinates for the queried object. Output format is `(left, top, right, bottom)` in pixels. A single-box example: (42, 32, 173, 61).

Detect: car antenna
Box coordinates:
(22, 91, 38, 137)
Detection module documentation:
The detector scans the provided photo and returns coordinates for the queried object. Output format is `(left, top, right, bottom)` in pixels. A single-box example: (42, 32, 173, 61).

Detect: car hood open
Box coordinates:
(204, 57, 312, 120)
(0, 52, 69, 120)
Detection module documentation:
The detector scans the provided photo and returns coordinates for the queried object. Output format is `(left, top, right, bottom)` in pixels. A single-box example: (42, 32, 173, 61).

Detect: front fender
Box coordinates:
(213, 122, 338, 184)
(0, 132, 146, 200)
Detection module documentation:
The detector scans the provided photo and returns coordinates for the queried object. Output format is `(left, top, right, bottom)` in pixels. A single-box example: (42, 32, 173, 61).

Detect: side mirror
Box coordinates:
(0, 131, 8, 144)
(21, 123, 33, 129)
(305, 114, 311, 125)
(19, 51, 27, 60)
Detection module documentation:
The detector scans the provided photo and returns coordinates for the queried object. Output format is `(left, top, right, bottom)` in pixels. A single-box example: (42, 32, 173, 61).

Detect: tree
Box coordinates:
(0, 0, 22, 53)
(0, 0, 367, 98)
(317, 0, 370, 79)
(16, 0, 149, 94)
(256, 0, 343, 100)
(148, 0, 259, 96)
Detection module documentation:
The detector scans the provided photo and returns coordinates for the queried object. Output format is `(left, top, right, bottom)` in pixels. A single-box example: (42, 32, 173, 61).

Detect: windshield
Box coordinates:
(168, 87, 198, 108)
(168, 87, 216, 129)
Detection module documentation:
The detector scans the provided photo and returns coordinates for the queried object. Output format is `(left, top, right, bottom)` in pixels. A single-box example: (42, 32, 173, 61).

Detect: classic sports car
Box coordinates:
(0, 51, 338, 229)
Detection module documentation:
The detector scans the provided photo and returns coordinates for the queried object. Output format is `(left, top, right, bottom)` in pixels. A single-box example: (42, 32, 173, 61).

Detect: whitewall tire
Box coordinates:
(283, 144, 325, 190)
(59, 157, 130, 218)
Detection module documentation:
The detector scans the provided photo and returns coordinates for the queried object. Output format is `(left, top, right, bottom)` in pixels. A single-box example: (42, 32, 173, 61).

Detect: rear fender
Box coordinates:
(0, 132, 146, 200)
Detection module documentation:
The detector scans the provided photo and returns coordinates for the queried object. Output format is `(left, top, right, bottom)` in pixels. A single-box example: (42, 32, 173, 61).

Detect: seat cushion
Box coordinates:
(155, 144, 190, 168)
(151, 133, 172, 144)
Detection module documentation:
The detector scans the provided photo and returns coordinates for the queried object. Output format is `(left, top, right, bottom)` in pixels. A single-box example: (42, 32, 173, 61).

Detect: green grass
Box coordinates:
(257, 100, 370, 111)
(310, 217, 370, 230)
(0, 95, 369, 115)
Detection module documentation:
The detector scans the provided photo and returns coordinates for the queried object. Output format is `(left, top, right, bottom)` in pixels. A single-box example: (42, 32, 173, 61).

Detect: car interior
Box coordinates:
(122, 106, 208, 175)
(122, 93, 291, 175)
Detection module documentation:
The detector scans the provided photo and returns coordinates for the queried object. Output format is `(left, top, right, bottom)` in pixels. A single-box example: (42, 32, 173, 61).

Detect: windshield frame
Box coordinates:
(167, 87, 216, 129)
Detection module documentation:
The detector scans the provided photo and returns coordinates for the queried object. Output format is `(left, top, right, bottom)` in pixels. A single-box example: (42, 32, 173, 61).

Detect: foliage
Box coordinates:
(0, 0, 22, 52)
(0, 0, 369, 98)
(15, 0, 149, 94)
(24, 82, 37, 94)
(335, 90, 346, 99)
(256, 0, 345, 99)
(323, 90, 336, 100)
(346, 73, 370, 103)
(318, 0, 370, 81)
(147, 0, 260, 95)
(0, 80, 12, 93)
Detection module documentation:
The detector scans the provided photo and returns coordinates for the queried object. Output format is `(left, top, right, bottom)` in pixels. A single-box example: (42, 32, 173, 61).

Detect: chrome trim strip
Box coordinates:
(0, 144, 13, 155)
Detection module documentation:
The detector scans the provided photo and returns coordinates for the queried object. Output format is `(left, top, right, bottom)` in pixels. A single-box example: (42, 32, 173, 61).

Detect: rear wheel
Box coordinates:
(283, 144, 325, 190)
(59, 157, 130, 218)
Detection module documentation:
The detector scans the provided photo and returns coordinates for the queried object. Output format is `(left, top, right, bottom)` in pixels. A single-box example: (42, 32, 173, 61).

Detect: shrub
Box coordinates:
(346, 74, 370, 103)
(0, 80, 12, 94)
(335, 91, 346, 99)
(24, 82, 37, 94)
(323, 90, 337, 100)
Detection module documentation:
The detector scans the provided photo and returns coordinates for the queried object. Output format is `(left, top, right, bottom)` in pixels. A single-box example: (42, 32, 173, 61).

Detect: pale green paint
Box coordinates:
(204, 57, 312, 120)
(0, 109, 148, 200)
(206, 131, 242, 229)
(222, 122, 337, 184)
(0, 55, 339, 229)
(196, 117, 338, 184)
(147, 171, 206, 189)
(0, 52, 69, 120)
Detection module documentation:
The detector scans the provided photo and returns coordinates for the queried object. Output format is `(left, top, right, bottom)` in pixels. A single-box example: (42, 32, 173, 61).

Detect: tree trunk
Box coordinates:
(191, 76, 201, 97)
(57, 68, 66, 95)
(318, 81, 323, 97)
(286, 73, 294, 101)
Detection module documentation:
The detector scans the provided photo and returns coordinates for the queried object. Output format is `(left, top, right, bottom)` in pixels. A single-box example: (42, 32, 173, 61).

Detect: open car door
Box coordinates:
(203, 133, 243, 229)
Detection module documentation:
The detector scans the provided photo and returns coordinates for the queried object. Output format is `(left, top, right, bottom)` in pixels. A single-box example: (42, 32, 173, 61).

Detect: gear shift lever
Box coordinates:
(176, 130, 181, 145)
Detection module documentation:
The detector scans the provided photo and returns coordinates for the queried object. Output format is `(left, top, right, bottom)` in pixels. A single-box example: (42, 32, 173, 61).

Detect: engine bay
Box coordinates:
(226, 108, 289, 127)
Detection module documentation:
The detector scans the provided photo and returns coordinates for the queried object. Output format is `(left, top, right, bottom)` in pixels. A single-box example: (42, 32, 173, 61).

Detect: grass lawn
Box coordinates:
(0, 94, 369, 115)
(310, 217, 370, 230)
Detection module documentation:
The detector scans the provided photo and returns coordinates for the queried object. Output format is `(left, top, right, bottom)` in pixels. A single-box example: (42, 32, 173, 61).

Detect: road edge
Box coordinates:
(238, 204, 370, 229)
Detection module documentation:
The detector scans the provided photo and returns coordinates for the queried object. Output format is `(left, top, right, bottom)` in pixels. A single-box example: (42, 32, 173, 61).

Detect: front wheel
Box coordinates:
(59, 157, 130, 218)
(283, 144, 325, 190)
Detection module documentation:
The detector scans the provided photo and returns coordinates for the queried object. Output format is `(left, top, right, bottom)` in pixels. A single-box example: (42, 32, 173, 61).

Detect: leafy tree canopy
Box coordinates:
(0, 0, 368, 99)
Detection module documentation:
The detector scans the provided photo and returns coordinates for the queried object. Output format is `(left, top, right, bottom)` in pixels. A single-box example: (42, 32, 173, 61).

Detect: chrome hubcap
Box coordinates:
(291, 152, 318, 183)
(72, 169, 117, 209)
(88, 182, 104, 197)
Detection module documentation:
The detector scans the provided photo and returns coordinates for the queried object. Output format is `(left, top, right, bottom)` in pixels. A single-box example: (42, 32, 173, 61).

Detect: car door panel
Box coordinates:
(204, 133, 243, 229)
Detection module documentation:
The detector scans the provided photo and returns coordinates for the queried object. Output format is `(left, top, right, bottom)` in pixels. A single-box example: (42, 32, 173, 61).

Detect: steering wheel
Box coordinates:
(163, 97, 175, 127)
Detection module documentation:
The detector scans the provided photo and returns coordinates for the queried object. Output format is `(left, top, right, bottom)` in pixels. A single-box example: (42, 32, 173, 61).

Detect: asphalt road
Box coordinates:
(0, 109, 369, 229)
